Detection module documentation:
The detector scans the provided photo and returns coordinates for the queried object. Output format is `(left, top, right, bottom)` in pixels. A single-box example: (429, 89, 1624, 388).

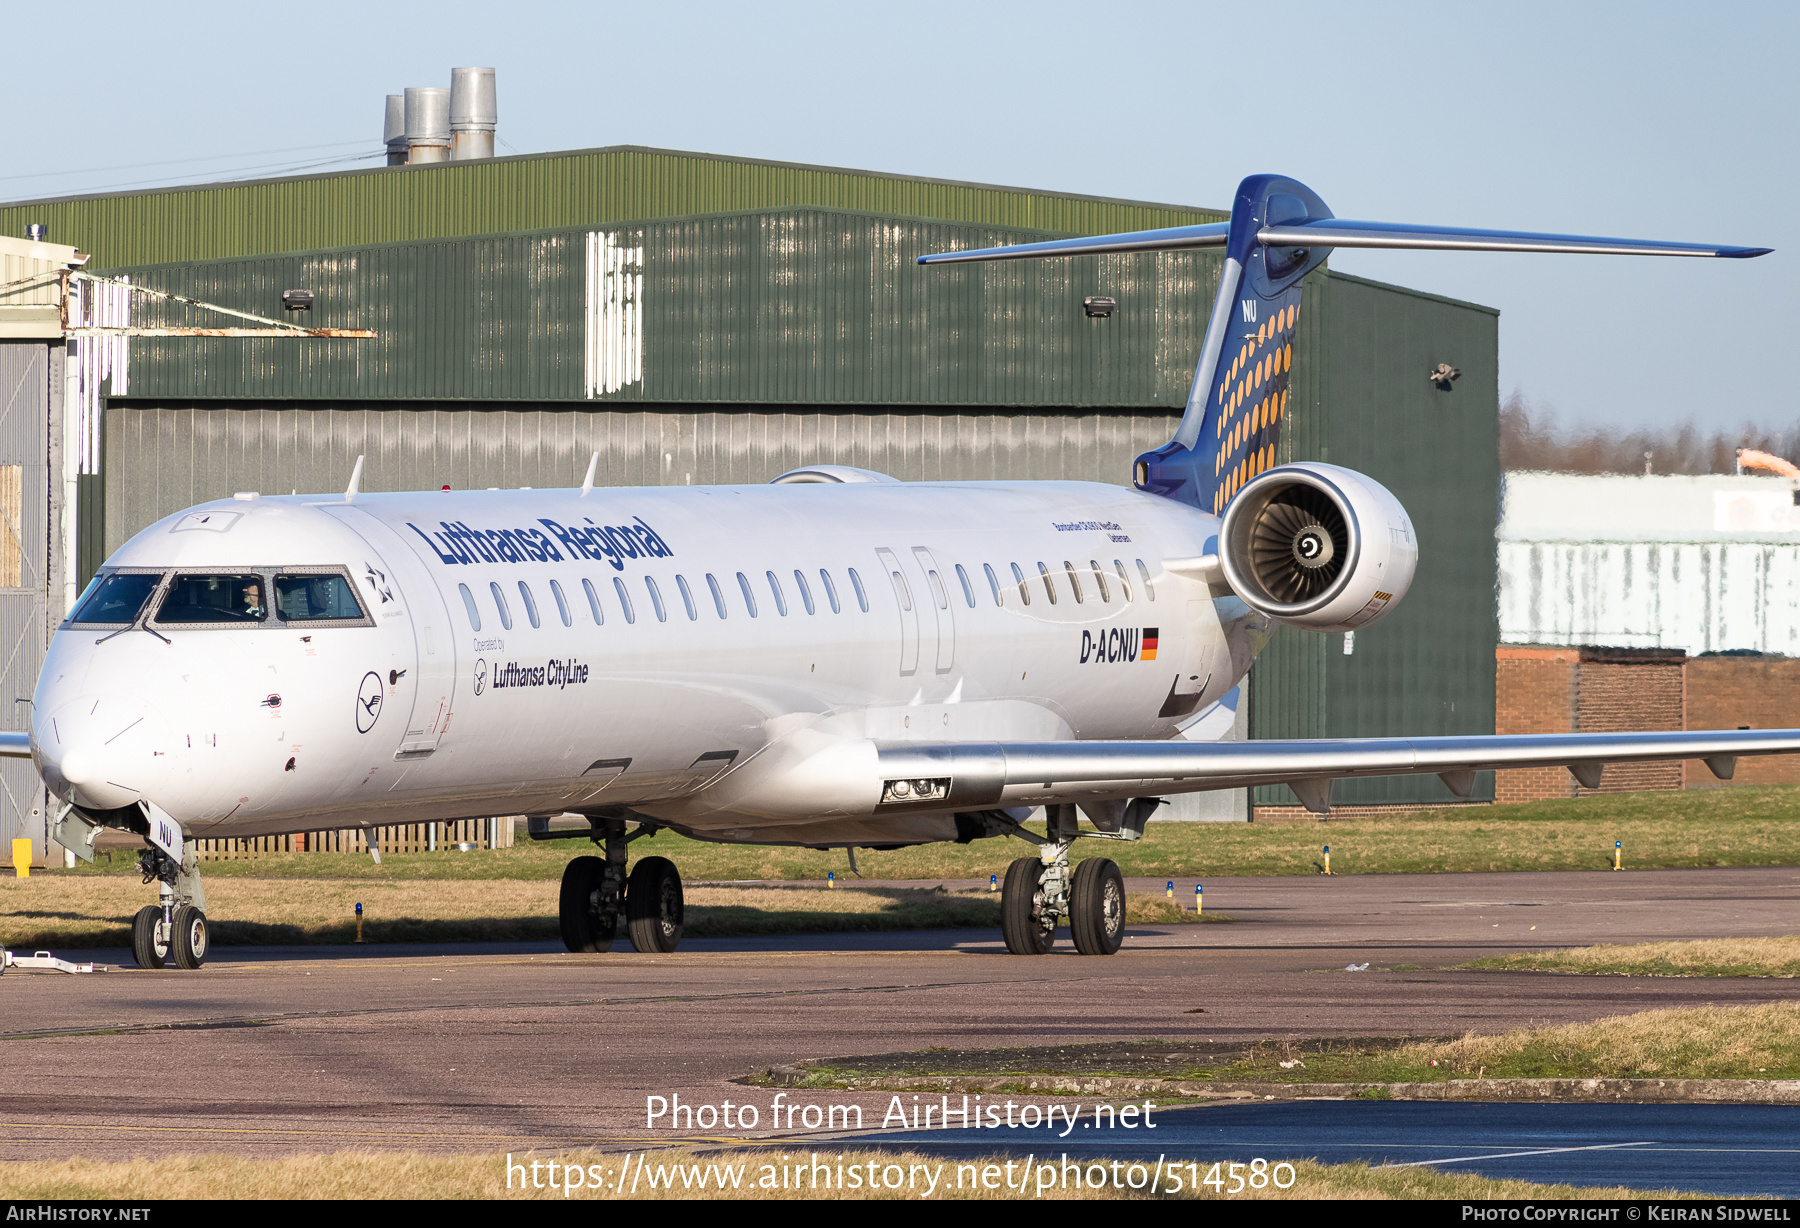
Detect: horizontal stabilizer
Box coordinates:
(1257, 218, 1771, 259)
(917, 218, 1768, 265)
(915, 222, 1228, 265)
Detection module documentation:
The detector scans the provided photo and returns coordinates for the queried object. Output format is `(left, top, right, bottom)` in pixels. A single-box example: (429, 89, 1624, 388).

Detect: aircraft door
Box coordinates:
(911, 547, 955, 674)
(319, 506, 458, 757)
(874, 548, 920, 676)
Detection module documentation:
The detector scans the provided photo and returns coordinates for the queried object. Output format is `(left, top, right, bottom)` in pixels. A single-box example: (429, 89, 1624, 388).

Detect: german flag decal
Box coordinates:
(1141, 628, 1159, 661)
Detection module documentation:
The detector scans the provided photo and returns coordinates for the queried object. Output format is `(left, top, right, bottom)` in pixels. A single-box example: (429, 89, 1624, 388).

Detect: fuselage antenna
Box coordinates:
(345, 455, 365, 503)
(580, 450, 600, 497)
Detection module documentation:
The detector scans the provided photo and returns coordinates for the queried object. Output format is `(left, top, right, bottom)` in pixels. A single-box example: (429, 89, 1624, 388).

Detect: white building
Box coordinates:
(1498, 472, 1800, 655)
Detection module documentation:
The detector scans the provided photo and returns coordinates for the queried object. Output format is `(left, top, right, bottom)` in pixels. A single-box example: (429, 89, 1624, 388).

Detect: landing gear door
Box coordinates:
(874, 548, 920, 676)
(317, 506, 458, 757)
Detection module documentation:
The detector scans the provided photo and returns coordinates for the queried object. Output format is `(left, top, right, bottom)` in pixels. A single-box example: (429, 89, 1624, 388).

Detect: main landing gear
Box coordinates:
(133, 844, 209, 970)
(999, 801, 1155, 957)
(557, 817, 684, 954)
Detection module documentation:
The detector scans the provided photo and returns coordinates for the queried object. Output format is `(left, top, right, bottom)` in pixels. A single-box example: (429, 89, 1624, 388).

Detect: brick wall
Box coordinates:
(1493, 646, 1687, 801)
(1685, 657, 1800, 785)
(1494, 647, 1578, 803)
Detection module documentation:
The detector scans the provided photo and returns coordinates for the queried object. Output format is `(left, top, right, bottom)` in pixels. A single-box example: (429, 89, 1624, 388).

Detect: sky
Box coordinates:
(4, 0, 1793, 434)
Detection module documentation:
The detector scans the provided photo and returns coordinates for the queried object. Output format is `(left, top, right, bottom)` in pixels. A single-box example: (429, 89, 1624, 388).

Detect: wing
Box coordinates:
(873, 728, 1800, 815)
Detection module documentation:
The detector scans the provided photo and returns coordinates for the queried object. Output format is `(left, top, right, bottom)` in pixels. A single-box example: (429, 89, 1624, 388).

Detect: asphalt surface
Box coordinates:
(852, 1101, 1800, 1198)
(2, 865, 1796, 1190)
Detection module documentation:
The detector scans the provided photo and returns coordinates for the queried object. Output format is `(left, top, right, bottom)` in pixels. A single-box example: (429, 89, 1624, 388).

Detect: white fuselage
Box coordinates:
(32, 480, 1266, 845)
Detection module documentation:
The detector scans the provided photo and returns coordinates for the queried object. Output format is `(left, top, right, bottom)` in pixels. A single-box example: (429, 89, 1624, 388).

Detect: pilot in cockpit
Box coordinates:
(241, 579, 266, 620)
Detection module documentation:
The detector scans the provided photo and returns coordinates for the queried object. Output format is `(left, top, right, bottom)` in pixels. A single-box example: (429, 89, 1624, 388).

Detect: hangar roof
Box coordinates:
(0, 145, 1224, 271)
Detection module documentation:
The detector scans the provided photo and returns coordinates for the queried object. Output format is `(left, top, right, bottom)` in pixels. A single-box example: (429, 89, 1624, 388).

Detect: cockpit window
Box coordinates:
(70, 572, 164, 625)
(275, 574, 365, 621)
(157, 574, 269, 624)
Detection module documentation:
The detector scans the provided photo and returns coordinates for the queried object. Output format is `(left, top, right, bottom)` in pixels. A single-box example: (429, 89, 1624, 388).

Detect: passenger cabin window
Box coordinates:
(489, 582, 513, 630)
(158, 574, 268, 624)
(983, 563, 1003, 606)
(1136, 559, 1156, 600)
(518, 581, 541, 629)
(646, 576, 667, 622)
(924, 566, 949, 609)
(676, 575, 699, 620)
(549, 579, 572, 627)
(581, 578, 605, 624)
(1089, 560, 1111, 603)
(613, 577, 636, 624)
(819, 569, 841, 613)
(1063, 561, 1084, 604)
(706, 573, 728, 619)
(275, 574, 364, 621)
(458, 583, 482, 631)
(955, 563, 976, 608)
(1010, 562, 1031, 606)
(1037, 562, 1058, 605)
(793, 570, 815, 614)
(1113, 560, 1133, 601)
(70, 572, 162, 625)
(736, 572, 758, 617)
(848, 567, 869, 612)
(766, 571, 788, 616)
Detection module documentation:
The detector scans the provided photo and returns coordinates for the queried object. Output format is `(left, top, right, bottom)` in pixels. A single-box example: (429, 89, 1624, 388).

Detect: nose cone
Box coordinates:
(36, 694, 168, 811)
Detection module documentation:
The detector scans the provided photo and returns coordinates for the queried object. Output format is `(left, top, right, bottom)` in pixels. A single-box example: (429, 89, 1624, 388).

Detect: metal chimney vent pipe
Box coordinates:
(449, 67, 497, 161)
(403, 86, 452, 164)
(383, 94, 407, 165)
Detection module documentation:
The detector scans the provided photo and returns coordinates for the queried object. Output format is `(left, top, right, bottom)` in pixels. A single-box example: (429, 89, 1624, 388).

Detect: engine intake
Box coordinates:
(1219, 463, 1417, 632)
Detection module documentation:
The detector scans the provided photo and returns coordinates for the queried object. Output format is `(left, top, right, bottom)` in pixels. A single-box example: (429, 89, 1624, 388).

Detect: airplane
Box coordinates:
(4, 173, 1789, 971)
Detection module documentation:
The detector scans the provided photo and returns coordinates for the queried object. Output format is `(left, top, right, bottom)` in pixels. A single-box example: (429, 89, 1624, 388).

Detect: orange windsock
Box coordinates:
(1738, 449, 1800, 480)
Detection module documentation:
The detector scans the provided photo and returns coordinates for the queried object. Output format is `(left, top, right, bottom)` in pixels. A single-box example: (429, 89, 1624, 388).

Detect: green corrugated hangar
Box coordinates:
(0, 145, 1499, 820)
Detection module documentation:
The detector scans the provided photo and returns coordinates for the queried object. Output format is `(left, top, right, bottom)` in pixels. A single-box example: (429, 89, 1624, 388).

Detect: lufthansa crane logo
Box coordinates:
(356, 671, 384, 733)
(473, 658, 487, 696)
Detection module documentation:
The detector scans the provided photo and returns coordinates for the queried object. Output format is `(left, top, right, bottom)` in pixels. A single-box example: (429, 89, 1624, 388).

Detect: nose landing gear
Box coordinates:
(555, 817, 685, 954)
(133, 844, 208, 970)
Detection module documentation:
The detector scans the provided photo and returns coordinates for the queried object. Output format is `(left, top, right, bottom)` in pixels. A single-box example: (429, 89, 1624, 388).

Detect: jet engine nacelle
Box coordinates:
(1218, 463, 1417, 633)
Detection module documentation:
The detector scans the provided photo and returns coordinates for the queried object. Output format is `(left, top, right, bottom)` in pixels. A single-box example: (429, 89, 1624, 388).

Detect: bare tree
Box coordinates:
(1500, 391, 1800, 474)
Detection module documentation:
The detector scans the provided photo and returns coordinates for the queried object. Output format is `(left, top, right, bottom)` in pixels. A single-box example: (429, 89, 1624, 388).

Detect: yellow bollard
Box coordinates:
(355, 901, 364, 943)
(1323, 844, 1332, 876)
(1195, 883, 1203, 915)
(11, 838, 30, 879)
(989, 873, 998, 892)
(1613, 840, 1622, 871)
(1166, 880, 1174, 900)
(828, 870, 836, 889)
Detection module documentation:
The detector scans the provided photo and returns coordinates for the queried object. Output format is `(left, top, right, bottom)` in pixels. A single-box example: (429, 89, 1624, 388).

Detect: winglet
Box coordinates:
(345, 455, 364, 503)
(580, 450, 600, 497)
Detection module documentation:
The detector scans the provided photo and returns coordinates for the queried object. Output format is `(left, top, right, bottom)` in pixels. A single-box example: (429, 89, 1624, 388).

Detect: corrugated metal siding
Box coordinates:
(0, 342, 49, 858)
(102, 403, 1181, 554)
(0, 147, 1222, 271)
(1253, 271, 1501, 806)
(1500, 540, 1800, 655)
(110, 209, 1218, 408)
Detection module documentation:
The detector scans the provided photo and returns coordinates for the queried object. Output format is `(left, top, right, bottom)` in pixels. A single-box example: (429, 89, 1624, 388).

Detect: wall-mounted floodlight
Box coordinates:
(1083, 295, 1117, 319)
(282, 290, 315, 311)
(1428, 362, 1460, 390)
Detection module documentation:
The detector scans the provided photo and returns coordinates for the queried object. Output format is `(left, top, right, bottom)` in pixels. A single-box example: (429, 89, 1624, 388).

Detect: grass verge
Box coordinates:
(43, 784, 1800, 883)
(0, 1148, 1717, 1200)
(792, 1003, 1800, 1086)
(1467, 936, 1800, 978)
